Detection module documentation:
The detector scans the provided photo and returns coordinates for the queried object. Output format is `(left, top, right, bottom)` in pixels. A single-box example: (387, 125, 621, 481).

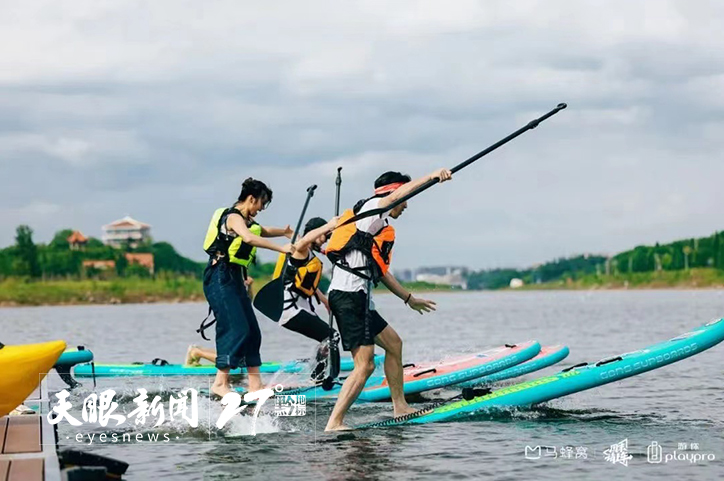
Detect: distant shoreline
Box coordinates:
(516, 268, 724, 291)
(0, 277, 460, 308)
(1, 272, 723, 308)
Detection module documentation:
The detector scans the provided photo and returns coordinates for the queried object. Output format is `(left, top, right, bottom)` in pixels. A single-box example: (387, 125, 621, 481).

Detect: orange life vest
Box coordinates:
(326, 207, 395, 282)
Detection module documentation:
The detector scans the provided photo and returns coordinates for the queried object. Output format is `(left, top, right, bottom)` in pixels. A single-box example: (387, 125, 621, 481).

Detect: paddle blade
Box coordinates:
(252, 277, 285, 322)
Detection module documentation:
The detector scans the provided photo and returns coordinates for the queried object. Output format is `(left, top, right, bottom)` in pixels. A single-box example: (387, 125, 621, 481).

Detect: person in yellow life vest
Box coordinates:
(274, 216, 341, 382)
(324, 168, 453, 431)
(202, 177, 294, 398)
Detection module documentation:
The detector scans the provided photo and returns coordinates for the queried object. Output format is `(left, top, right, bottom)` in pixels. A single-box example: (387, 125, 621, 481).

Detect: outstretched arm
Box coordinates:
(380, 271, 437, 315)
(260, 225, 294, 239)
(377, 168, 453, 209)
(293, 217, 339, 256)
(227, 214, 294, 255)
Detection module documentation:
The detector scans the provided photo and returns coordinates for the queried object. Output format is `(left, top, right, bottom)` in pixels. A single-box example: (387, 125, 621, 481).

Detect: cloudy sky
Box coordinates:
(1, 0, 723, 270)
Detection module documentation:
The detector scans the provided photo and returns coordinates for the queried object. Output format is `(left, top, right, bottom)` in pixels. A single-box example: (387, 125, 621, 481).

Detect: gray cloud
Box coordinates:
(1, 0, 724, 270)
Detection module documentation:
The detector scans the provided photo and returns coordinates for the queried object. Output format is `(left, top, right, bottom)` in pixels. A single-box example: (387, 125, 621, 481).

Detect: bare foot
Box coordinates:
(246, 382, 266, 393)
(184, 345, 201, 366)
(245, 385, 269, 394)
(325, 423, 353, 432)
(393, 405, 417, 417)
(211, 384, 234, 398)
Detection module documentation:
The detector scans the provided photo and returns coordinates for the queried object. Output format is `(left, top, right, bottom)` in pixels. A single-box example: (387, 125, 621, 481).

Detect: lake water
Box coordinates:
(2, 290, 723, 480)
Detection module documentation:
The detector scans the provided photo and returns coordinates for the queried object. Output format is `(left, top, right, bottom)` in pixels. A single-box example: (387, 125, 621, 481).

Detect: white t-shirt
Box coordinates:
(328, 198, 390, 297)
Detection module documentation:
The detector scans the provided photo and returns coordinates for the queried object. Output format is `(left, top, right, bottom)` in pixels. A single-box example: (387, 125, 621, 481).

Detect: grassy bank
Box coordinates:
(0, 277, 460, 307)
(0, 277, 204, 306)
(521, 267, 724, 290)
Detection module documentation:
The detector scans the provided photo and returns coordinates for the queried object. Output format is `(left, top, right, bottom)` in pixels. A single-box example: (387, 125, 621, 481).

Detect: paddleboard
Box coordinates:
(73, 354, 383, 377)
(242, 341, 541, 402)
(358, 318, 724, 428)
(457, 345, 569, 388)
(55, 348, 94, 367)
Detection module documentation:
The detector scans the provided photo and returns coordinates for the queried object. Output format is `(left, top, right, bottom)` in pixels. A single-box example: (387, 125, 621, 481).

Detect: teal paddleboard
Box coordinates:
(457, 345, 569, 388)
(74, 354, 383, 377)
(359, 318, 724, 428)
(55, 348, 94, 367)
(242, 341, 541, 402)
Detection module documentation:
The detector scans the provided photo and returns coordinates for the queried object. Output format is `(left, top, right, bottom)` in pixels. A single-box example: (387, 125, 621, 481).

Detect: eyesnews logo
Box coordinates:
(599, 343, 698, 380)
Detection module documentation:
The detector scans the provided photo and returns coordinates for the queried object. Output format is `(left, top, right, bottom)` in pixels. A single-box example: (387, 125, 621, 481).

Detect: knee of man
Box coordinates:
(358, 359, 376, 376)
(388, 333, 403, 354)
(364, 361, 376, 376)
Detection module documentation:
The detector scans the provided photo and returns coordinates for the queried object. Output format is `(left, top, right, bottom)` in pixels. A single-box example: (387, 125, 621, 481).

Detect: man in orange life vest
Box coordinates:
(324, 168, 453, 431)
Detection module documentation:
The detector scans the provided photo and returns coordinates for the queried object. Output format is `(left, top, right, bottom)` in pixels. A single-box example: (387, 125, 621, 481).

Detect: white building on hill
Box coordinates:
(102, 216, 152, 248)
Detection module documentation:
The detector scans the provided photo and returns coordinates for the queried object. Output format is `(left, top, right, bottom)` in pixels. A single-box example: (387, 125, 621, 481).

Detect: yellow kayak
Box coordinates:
(0, 340, 66, 417)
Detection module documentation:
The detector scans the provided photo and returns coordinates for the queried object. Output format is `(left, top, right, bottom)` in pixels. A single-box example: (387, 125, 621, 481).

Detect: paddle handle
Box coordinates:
(334, 167, 342, 216)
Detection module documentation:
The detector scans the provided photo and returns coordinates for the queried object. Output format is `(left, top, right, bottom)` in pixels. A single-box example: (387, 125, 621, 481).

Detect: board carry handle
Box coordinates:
(412, 368, 437, 378)
(561, 362, 588, 372)
(595, 356, 623, 367)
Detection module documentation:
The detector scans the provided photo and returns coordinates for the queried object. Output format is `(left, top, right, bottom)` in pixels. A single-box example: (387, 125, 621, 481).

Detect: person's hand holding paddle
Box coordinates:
(431, 168, 453, 184)
(325, 215, 340, 231)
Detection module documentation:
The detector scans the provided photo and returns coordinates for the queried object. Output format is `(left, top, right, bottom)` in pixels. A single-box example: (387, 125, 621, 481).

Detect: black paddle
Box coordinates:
(337, 102, 568, 228)
(253, 184, 318, 321)
(321, 167, 343, 390)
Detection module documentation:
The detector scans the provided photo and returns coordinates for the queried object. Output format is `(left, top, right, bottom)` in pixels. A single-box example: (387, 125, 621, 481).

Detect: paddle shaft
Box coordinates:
(322, 168, 342, 389)
(278, 184, 317, 282)
(335, 167, 342, 217)
(339, 102, 567, 227)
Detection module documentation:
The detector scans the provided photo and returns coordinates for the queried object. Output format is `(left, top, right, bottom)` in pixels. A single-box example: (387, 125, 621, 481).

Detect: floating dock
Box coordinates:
(0, 379, 60, 481)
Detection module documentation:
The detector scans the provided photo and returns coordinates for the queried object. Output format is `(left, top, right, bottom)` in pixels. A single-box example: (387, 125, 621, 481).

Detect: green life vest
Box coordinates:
(203, 207, 262, 267)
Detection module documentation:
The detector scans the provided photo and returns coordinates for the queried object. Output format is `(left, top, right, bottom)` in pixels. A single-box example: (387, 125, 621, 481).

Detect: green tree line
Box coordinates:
(0, 225, 204, 280)
(466, 230, 724, 289)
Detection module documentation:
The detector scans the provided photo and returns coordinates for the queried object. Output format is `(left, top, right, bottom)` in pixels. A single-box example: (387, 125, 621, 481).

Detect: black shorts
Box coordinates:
(328, 290, 388, 351)
(283, 310, 337, 343)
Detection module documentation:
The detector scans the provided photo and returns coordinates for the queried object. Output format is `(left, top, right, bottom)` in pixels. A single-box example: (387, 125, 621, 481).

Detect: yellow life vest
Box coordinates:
(203, 207, 262, 267)
(273, 252, 324, 298)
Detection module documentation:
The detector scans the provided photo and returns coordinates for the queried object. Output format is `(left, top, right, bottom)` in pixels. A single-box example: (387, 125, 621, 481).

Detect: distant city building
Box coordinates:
(509, 278, 524, 289)
(66, 230, 88, 250)
(103, 216, 152, 248)
(125, 253, 155, 275)
(415, 266, 468, 289)
(393, 269, 414, 283)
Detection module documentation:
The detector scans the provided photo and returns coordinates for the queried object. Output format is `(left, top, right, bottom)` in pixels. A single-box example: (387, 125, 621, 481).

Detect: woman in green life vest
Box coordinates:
(202, 177, 294, 397)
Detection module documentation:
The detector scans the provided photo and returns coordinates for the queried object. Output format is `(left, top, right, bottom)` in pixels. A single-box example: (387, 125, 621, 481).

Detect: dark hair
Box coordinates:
(303, 217, 327, 236)
(353, 171, 412, 213)
(374, 171, 411, 193)
(238, 178, 273, 208)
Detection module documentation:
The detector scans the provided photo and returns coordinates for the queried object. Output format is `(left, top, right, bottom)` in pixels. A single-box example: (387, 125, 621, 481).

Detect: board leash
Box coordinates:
(359, 387, 493, 429)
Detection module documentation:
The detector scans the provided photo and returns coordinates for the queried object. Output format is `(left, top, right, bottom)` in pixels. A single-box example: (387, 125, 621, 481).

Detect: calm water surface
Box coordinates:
(2, 290, 723, 480)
